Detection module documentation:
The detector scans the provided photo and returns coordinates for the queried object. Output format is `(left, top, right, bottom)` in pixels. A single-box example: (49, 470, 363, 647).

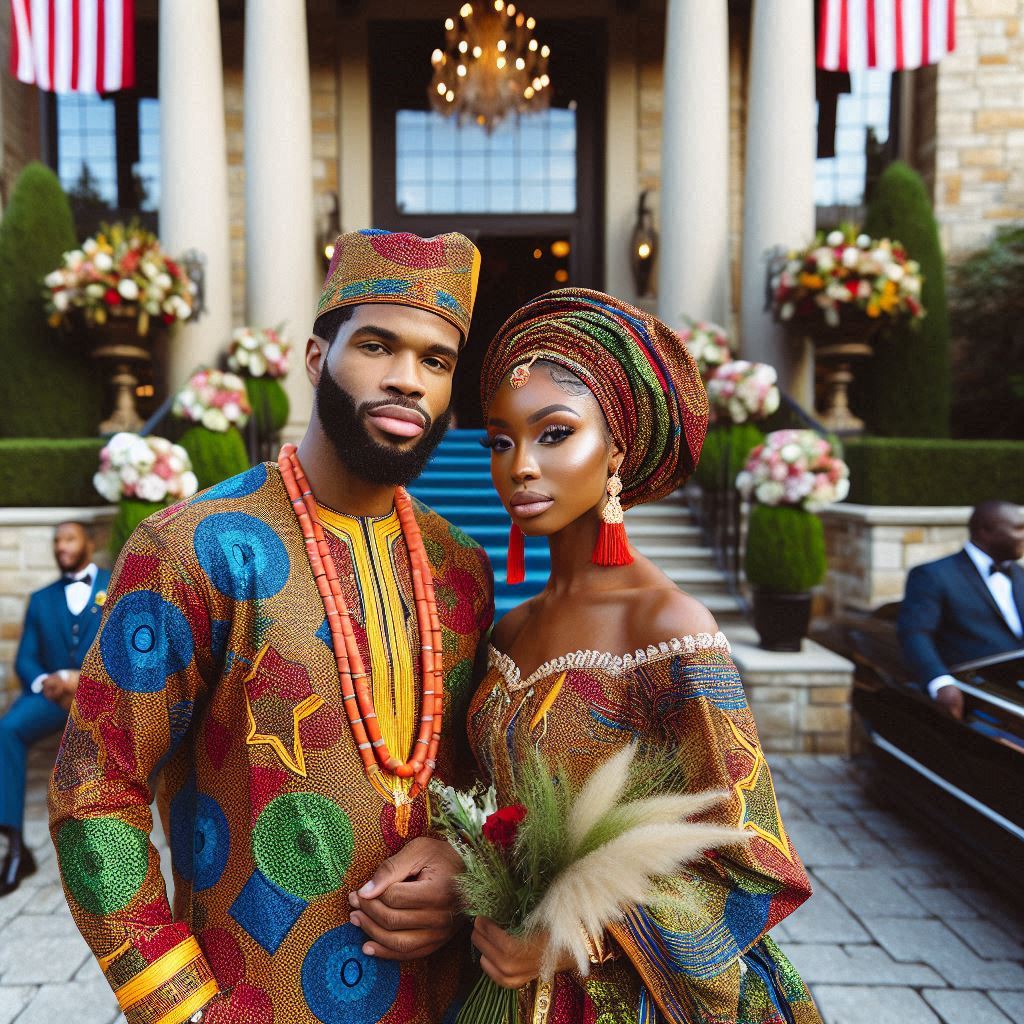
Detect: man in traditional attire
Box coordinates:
(1, 522, 109, 894)
(49, 231, 494, 1024)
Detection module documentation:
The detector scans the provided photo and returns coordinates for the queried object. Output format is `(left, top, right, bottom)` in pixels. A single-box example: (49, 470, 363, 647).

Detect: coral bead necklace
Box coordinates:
(278, 444, 443, 799)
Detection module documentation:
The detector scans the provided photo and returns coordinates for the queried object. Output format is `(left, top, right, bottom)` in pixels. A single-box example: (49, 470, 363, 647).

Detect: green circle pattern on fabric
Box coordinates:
(253, 792, 354, 900)
(57, 817, 149, 915)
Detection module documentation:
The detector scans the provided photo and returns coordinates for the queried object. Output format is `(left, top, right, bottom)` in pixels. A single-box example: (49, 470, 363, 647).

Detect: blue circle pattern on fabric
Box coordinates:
(194, 512, 289, 601)
(193, 793, 230, 891)
(195, 462, 268, 503)
(302, 924, 400, 1024)
(100, 589, 194, 693)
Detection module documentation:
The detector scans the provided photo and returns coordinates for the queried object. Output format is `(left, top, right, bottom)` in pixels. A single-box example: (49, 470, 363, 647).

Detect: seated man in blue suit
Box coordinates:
(899, 500, 1024, 721)
(0, 521, 110, 895)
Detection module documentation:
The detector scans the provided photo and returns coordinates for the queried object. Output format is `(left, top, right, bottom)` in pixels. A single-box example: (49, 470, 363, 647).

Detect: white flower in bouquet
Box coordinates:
(180, 471, 199, 497)
(155, 272, 173, 291)
(117, 279, 139, 301)
(201, 408, 231, 433)
(127, 437, 156, 472)
(248, 352, 268, 378)
(83, 239, 98, 256)
(826, 229, 845, 247)
(120, 465, 141, 489)
(45, 270, 64, 288)
(135, 473, 168, 504)
(841, 247, 860, 269)
(92, 471, 122, 503)
(739, 429, 849, 510)
(53, 291, 70, 312)
(856, 233, 871, 248)
(141, 260, 159, 280)
(886, 263, 905, 282)
(86, 283, 105, 299)
(94, 252, 113, 272)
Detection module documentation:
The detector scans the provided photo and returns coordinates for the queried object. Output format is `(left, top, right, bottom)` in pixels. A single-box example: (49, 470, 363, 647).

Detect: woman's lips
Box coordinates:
(510, 491, 554, 518)
(366, 406, 426, 439)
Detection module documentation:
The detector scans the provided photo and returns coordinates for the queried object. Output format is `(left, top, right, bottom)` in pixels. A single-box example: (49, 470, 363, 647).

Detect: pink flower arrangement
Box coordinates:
(94, 433, 198, 505)
(226, 325, 292, 379)
(737, 429, 850, 511)
(771, 229, 925, 329)
(706, 361, 780, 424)
(45, 222, 195, 333)
(678, 320, 733, 380)
(173, 369, 251, 432)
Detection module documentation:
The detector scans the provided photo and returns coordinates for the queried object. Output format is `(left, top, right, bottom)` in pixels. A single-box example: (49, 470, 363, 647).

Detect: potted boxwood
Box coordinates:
(172, 368, 252, 490)
(738, 429, 849, 651)
(226, 325, 293, 443)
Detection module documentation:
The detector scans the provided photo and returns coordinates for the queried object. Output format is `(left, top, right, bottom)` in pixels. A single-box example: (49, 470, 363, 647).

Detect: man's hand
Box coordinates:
(935, 684, 965, 720)
(42, 670, 79, 710)
(348, 836, 465, 961)
(472, 918, 577, 989)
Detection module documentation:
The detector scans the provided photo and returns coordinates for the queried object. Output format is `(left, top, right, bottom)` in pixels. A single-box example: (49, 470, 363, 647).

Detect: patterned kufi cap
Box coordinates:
(481, 288, 708, 508)
(317, 229, 482, 345)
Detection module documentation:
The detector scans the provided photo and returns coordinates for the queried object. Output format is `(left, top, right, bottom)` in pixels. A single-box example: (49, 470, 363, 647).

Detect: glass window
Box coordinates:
(815, 69, 892, 208)
(395, 108, 577, 214)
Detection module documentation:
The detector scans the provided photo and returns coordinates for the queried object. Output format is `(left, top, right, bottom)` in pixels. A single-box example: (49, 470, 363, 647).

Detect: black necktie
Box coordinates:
(990, 561, 1015, 577)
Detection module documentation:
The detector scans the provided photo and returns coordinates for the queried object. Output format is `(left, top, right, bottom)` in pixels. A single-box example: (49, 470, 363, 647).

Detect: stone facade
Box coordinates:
(933, 0, 1024, 255)
(821, 504, 971, 613)
(0, 509, 114, 714)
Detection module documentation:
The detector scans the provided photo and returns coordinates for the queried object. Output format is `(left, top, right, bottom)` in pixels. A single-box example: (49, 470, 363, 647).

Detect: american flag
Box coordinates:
(9, 0, 135, 94)
(817, 0, 956, 72)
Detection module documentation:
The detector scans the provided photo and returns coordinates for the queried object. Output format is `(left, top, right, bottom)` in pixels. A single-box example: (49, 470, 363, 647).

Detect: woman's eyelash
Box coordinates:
(541, 425, 574, 441)
(479, 435, 499, 449)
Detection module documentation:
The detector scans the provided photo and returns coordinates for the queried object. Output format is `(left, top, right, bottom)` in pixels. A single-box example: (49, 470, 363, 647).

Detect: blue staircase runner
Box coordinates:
(408, 428, 550, 619)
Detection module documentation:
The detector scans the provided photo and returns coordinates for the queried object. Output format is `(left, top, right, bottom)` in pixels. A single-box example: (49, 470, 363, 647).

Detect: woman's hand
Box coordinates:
(471, 918, 576, 990)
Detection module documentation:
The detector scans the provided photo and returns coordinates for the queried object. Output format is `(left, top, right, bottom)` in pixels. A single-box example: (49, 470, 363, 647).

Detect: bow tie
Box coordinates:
(990, 561, 1016, 577)
(61, 572, 92, 587)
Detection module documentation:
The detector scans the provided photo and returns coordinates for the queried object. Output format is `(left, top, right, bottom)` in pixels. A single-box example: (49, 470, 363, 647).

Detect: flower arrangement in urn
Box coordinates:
(678, 319, 733, 381)
(45, 222, 195, 335)
(172, 369, 252, 491)
(226, 325, 293, 437)
(94, 432, 198, 558)
(771, 228, 925, 329)
(739, 430, 850, 652)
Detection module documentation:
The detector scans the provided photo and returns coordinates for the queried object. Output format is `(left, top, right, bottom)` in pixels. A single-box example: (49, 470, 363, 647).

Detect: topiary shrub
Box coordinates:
(948, 224, 1024, 439)
(860, 161, 951, 437)
(695, 423, 765, 490)
(179, 425, 250, 491)
(245, 376, 290, 436)
(0, 162, 104, 437)
(744, 504, 827, 593)
(110, 499, 163, 561)
(0, 438, 105, 506)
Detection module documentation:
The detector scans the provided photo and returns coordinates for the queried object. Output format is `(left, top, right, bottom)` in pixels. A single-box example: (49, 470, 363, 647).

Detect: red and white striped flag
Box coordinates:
(9, 0, 135, 93)
(818, 0, 956, 71)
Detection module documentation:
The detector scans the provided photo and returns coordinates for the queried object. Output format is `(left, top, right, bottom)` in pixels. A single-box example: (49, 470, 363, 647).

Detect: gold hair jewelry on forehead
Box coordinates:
(509, 353, 540, 389)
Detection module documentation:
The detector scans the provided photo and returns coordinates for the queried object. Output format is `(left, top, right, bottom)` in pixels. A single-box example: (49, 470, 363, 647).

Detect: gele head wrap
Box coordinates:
(317, 229, 482, 345)
(481, 288, 709, 509)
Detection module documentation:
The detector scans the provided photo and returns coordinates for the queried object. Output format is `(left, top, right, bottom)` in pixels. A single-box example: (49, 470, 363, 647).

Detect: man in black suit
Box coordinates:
(899, 500, 1024, 720)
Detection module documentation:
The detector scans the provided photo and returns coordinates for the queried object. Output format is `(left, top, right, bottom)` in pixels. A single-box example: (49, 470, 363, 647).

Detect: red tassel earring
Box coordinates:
(592, 472, 633, 567)
(507, 522, 526, 584)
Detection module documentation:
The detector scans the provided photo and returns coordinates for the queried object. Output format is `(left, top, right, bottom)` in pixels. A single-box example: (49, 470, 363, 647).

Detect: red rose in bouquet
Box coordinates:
(482, 804, 527, 850)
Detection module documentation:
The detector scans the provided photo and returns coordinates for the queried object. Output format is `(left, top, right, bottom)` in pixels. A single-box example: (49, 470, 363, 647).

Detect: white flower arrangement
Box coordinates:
(172, 369, 251, 432)
(226, 325, 292, 379)
(706, 361, 781, 424)
(94, 433, 198, 505)
(736, 429, 850, 511)
(678, 320, 733, 380)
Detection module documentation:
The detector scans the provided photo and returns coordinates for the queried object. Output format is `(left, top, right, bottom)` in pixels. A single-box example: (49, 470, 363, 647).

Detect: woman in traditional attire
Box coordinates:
(466, 289, 823, 1024)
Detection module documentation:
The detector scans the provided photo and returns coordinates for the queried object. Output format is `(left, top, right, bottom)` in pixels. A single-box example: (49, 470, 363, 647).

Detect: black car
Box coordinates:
(821, 604, 1024, 897)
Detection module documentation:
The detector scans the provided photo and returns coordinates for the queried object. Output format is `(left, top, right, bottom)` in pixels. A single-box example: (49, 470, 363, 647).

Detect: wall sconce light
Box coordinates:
(630, 191, 657, 297)
(317, 192, 341, 269)
(181, 249, 206, 322)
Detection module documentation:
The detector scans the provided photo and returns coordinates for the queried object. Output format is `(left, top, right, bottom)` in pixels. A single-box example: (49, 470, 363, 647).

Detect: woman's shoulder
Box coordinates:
(625, 584, 721, 654)
(490, 597, 538, 652)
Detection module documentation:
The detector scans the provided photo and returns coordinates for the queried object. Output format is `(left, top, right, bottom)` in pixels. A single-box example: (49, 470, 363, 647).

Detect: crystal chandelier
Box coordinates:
(429, 1, 551, 131)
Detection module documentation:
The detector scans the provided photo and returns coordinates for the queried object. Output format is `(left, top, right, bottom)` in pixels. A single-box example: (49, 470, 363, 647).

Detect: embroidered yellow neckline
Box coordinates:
(489, 630, 732, 692)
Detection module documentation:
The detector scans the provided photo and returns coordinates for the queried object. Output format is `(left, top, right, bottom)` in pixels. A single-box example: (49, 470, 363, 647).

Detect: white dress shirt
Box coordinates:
(927, 544, 1023, 698)
(29, 562, 98, 694)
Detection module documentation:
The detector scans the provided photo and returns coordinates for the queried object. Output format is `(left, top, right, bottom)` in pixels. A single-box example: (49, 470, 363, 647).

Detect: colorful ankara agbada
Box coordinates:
(49, 230, 493, 1024)
(470, 290, 823, 1023)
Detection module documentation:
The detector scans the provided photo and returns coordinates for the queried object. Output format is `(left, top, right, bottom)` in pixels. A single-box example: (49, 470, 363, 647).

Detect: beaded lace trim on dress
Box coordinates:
(489, 630, 732, 692)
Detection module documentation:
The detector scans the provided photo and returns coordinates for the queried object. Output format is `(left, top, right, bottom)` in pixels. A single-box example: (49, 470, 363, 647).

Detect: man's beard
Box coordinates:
(315, 370, 451, 487)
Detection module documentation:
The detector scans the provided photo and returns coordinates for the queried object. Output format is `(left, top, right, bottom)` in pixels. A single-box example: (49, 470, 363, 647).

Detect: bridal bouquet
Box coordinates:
(737, 429, 850, 511)
(679, 319, 733, 381)
(433, 744, 747, 1024)
(706, 360, 780, 424)
(172, 369, 251, 433)
(226, 325, 292, 379)
(93, 432, 198, 505)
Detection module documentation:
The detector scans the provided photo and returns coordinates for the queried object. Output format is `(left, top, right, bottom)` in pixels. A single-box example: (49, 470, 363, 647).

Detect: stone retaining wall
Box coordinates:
(821, 503, 971, 612)
(0, 507, 114, 713)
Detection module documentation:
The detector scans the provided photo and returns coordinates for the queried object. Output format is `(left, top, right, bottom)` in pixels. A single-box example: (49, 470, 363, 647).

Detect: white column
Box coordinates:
(244, 0, 317, 435)
(740, 0, 816, 405)
(657, 0, 730, 329)
(159, 0, 231, 392)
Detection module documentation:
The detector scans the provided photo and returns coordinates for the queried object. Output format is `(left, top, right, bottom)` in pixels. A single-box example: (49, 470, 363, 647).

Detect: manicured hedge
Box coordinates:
(844, 438, 1024, 506)
(0, 439, 106, 507)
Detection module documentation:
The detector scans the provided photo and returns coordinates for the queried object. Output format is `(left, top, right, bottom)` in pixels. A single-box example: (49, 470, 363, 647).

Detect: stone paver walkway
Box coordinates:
(1, 747, 1022, 1023)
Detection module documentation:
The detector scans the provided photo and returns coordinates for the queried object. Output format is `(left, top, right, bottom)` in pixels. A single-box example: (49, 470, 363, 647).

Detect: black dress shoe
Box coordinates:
(0, 843, 37, 896)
